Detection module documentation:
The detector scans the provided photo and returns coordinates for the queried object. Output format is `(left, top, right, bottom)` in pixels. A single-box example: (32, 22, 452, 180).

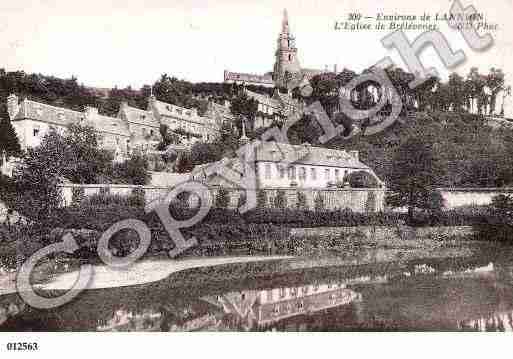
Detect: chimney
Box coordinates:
(7, 94, 19, 120)
(334, 64, 338, 74)
(349, 150, 359, 161)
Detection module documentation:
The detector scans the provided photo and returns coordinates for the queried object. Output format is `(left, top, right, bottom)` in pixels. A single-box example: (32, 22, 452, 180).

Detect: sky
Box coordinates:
(1, 0, 512, 114)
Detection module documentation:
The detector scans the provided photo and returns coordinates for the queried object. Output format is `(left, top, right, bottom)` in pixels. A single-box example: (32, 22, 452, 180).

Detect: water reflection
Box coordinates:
(2, 254, 513, 332)
(459, 311, 513, 332)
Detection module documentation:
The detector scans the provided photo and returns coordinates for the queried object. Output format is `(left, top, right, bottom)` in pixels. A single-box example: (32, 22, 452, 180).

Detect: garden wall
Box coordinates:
(439, 188, 513, 209)
(58, 184, 386, 213)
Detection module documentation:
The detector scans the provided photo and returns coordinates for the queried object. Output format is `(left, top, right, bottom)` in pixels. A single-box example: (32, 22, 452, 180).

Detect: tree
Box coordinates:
(63, 124, 113, 183)
(348, 171, 379, 188)
(447, 73, 466, 112)
(296, 192, 307, 210)
(174, 151, 194, 173)
(386, 137, 443, 222)
(157, 124, 181, 151)
(274, 190, 287, 209)
(11, 124, 113, 221)
(314, 193, 325, 211)
(215, 187, 230, 208)
(110, 153, 151, 185)
(0, 105, 21, 163)
(486, 68, 505, 115)
(191, 141, 223, 166)
(230, 93, 258, 133)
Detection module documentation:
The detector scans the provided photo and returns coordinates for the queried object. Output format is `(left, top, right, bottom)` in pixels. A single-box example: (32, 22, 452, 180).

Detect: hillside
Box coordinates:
(332, 111, 513, 188)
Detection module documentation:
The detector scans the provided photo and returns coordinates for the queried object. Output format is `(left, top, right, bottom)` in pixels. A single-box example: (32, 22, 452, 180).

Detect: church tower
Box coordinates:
(273, 9, 302, 89)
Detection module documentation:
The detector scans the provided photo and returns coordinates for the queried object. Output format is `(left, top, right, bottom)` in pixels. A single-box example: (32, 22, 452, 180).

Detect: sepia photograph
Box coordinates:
(0, 0, 513, 355)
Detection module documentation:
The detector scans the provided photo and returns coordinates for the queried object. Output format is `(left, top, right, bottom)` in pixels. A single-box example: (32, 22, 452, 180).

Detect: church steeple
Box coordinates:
(282, 9, 289, 33)
(273, 9, 302, 89)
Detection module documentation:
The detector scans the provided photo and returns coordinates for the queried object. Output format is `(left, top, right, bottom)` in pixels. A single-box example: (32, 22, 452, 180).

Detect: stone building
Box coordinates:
(148, 95, 220, 145)
(6, 94, 135, 162)
(6, 93, 222, 161)
(223, 9, 327, 90)
(191, 141, 385, 212)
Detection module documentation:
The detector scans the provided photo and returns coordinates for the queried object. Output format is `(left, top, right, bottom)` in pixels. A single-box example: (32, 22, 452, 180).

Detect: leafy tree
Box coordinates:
(157, 124, 182, 151)
(63, 124, 113, 183)
(274, 190, 287, 209)
(10, 124, 114, 221)
(174, 151, 194, 173)
(486, 68, 505, 115)
(297, 192, 307, 210)
(110, 153, 151, 185)
(314, 193, 325, 211)
(257, 190, 268, 208)
(191, 141, 223, 166)
(0, 105, 21, 162)
(348, 171, 379, 188)
(386, 136, 444, 222)
(230, 93, 258, 133)
(215, 187, 230, 208)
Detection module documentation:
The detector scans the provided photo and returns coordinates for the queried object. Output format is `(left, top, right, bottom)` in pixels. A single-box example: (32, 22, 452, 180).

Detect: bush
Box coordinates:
(314, 193, 325, 211)
(274, 190, 287, 209)
(257, 190, 267, 208)
(474, 195, 513, 242)
(109, 154, 151, 185)
(348, 171, 379, 188)
(365, 191, 376, 213)
(81, 193, 145, 208)
(297, 192, 307, 210)
(215, 187, 230, 208)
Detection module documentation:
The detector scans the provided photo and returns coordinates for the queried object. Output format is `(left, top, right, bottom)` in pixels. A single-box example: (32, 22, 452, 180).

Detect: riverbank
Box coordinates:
(0, 255, 291, 296)
(1, 231, 505, 298)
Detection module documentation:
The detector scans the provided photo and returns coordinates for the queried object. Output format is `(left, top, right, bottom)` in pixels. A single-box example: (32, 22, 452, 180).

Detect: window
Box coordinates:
(33, 125, 40, 137)
(279, 288, 286, 298)
(324, 169, 330, 181)
(150, 129, 154, 136)
(277, 165, 285, 179)
(288, 166, 296, 180)
(266, 290, 273, 302)
(142, 128, 147, 136)
(335, 169, 340, 181)
(311, 168, 317, 181)
(265, 163, 271, 180)
(299, 167, 306, 181)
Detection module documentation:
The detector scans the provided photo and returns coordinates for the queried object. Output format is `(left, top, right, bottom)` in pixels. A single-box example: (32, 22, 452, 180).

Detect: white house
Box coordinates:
(192, 141, 383, 190)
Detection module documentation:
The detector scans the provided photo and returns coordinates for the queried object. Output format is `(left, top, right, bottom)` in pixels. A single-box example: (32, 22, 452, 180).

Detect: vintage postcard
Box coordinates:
(0, 0, 512, 356)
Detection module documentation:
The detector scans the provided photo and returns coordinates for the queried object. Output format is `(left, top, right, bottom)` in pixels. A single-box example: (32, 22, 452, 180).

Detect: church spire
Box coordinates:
(282, 9, 289, 33)
(273, 9, 302, 89)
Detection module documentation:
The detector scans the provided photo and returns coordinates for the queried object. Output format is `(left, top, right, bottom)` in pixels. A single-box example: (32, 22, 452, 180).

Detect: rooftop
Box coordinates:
(253, 141, 369, 169)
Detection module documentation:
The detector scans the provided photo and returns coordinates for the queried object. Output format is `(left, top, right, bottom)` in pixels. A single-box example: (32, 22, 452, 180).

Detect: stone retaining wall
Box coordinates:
(290, 225, 475, 241)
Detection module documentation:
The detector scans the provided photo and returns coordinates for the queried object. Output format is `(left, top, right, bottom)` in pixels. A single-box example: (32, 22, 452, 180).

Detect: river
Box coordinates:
(1, 243, 513, 331)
